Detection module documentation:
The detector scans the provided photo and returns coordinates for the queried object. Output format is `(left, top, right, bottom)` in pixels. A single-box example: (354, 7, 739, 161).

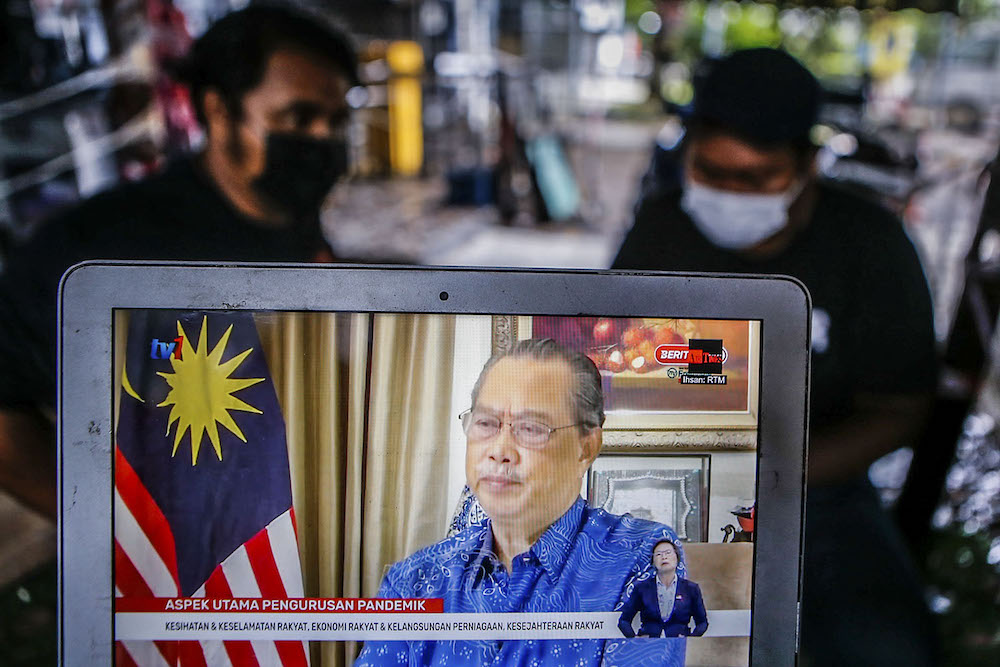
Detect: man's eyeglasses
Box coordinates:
(459, 409, 584, 449)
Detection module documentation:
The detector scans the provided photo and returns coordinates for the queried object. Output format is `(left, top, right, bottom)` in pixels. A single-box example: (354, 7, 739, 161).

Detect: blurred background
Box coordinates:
(2, 0, 1000, 664)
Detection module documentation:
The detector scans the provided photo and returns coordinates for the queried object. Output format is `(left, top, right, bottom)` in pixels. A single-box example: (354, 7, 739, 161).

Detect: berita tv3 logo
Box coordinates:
(655, 339, 727, 383)
(150, 336, 184, 360)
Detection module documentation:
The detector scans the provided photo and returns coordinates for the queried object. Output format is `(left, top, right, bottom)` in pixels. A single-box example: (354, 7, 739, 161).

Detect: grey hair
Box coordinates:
(469, 338, 605, 431)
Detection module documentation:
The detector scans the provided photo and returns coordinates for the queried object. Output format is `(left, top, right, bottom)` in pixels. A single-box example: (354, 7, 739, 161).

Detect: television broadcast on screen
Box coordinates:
(112, 310, 758, 666)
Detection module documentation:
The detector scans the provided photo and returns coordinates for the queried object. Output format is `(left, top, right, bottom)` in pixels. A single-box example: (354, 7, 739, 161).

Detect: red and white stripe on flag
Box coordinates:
(114, 448, 310, 666)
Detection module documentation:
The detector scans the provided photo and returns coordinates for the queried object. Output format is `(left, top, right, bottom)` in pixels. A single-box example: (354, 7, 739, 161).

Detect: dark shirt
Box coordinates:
(612, 181, 937, 429)
(0, 157, 332, 412)
(614, 181, 939, 665)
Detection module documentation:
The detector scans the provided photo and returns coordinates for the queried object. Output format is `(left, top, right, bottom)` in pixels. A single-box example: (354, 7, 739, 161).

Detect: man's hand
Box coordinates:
(0, 408, 57, 518)
(808, 393, 931, 486)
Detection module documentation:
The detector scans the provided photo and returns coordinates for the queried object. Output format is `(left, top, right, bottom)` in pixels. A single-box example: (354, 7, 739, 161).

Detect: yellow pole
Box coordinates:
(386, 41, 424, 177)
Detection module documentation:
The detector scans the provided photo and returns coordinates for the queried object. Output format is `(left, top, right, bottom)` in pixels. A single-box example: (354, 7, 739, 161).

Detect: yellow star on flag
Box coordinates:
(156, 316, 264, 464)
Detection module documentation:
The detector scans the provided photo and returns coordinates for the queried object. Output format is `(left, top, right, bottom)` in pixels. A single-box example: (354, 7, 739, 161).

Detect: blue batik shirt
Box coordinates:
(355, 497, 687, 666)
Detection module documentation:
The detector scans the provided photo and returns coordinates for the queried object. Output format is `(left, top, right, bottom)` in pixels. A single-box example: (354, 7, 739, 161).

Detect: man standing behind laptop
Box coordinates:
(0, 5, 357, 518)
(613, 49, 937, 666)
(356, 339, 687, 666)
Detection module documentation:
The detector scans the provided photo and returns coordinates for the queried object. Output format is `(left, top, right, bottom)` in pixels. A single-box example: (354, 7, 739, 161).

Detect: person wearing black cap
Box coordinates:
(0, 4, 358, 519)
(613, 49, 938, 665)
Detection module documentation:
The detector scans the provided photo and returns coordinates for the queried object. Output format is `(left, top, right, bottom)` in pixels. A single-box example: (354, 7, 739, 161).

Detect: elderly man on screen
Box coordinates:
(355, 338, 687, 666)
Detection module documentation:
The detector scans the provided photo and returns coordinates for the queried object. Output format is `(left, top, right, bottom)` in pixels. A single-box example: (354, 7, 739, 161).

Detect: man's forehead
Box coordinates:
(689, 133, 796, 172)
(476, 356, 575, 412)
(251, 49, 349, 107)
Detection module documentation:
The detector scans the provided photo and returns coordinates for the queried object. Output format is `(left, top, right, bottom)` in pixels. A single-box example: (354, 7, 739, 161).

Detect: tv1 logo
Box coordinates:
(150, 336, 184, 360)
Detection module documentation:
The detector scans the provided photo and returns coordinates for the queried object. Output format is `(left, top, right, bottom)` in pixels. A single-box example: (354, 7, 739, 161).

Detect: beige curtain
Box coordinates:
(258, 312, 456, 666)
(361, 314, 456, 596)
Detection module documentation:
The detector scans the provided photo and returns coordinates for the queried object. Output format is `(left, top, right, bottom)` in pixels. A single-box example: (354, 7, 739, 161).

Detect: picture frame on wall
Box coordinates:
(492, 315, 760, 451)
(586, 454, 710, 542)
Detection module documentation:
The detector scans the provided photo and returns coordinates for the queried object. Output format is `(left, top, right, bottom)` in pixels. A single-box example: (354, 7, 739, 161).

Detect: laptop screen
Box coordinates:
(111, 308, 760, 666)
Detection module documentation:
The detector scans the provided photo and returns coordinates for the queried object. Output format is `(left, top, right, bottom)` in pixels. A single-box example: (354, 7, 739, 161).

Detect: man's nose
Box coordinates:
(305, 116, 347, 141)
(305, 118, 334, 139)
(486, 423, 519, 463)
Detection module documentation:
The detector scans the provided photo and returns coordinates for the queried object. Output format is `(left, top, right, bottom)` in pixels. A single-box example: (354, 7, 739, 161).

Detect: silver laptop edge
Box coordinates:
(58, 261, 810, 665)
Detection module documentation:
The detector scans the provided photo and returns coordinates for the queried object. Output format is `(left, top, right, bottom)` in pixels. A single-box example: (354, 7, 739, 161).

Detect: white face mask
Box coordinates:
(681, 179, 803, 251)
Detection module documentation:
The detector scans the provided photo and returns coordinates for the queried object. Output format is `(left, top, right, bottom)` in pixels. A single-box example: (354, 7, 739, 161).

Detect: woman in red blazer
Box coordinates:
(618, 540, 709, 638)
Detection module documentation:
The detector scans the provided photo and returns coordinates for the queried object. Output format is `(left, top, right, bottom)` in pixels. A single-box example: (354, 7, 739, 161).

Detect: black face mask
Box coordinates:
(251, 133, 348, 220)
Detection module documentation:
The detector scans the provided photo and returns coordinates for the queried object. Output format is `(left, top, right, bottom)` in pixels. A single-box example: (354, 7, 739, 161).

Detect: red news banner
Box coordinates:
(117, 597, 443, 613)
(114, 598, 621, 641)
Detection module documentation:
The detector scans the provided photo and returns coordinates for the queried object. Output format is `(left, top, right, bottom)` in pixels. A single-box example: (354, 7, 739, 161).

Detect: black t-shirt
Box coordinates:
(0, 157, 332, 412)
(612, 181, 936, 430)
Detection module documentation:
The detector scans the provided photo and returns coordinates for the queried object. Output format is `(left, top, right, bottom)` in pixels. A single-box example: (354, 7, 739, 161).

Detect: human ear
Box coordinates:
(578, 427, 602, 467)
(202, 89, 231, 138)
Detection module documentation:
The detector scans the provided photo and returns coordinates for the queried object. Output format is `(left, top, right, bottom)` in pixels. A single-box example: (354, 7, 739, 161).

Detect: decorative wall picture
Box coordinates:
(587, 455, 709, 542)
(493, 315, 760, 431)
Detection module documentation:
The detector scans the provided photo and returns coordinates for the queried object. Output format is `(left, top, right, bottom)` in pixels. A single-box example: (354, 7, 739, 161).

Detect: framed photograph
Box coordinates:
(493, 315, 760, 437)
(586, 455, 709, 542)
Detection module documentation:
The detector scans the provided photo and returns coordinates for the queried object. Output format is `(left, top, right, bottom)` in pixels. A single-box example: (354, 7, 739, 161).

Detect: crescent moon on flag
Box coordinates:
(122, 363, 144, 403)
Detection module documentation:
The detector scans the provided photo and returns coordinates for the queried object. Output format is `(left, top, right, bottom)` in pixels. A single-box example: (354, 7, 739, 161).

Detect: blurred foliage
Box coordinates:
(725, 2, 783, 48)
(622, 0, 1000, 86)
(923, 415, 1000, 664)
(0, 561, 57, 666)
(958, 0, 1000, 18)
(924, 527, 1000, 666)
(625, 0, 658, 23)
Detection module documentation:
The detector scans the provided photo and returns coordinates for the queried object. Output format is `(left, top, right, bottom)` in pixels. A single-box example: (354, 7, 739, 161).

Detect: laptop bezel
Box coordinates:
(58, 261, 809, 665)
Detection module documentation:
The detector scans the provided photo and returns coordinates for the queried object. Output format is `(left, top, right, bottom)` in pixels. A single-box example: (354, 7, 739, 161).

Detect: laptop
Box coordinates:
(58, 263, 809, 666)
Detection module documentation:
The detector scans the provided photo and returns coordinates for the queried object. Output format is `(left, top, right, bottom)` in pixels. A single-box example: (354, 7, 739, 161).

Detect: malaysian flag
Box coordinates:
(114, 311, 309, 666)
